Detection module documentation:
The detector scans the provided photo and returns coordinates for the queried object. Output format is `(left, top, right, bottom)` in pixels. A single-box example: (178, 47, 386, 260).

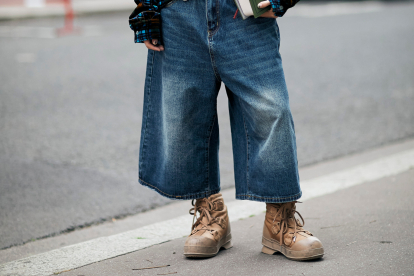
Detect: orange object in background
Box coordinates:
(0, 0, 81, 36)
(56, 0, 81, 36)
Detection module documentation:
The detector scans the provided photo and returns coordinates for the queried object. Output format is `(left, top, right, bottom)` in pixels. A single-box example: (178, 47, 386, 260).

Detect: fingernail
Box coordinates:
(257, 3, 261, 8)
(152, 40, 158, 45)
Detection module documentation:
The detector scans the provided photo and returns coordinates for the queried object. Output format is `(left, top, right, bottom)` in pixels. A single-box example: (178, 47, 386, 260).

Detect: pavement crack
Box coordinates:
(320, 225, 344, 229)
(132, 264, 170, 270)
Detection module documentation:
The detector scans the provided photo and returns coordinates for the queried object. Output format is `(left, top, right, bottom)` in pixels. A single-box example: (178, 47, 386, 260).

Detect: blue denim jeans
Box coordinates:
(138, 0, 302, 203)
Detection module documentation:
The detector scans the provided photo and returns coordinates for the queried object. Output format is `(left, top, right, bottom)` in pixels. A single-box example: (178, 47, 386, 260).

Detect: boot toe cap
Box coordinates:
(295, 236, 323, 250)
(184, 236, 218, 256)
(289, 236, 324, 260)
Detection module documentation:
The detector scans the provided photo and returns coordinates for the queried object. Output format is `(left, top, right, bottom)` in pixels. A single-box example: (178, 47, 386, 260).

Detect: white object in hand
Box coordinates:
(234, 0, 254, 19)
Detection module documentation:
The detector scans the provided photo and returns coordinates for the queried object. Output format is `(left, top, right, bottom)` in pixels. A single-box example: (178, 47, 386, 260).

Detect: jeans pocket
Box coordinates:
(164, 0, 179, 8)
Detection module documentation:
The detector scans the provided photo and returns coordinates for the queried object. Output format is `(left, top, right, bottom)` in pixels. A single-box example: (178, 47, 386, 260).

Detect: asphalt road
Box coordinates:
(0, 2, 413, 250)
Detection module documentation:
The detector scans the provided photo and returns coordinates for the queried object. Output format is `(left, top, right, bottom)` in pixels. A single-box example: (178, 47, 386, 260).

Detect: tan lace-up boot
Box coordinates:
(262, 201, 324, 261)
(184, 193, 232, 258)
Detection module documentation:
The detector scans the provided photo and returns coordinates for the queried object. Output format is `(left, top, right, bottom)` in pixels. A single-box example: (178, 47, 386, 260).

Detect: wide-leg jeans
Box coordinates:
(138, 0, 302, 202)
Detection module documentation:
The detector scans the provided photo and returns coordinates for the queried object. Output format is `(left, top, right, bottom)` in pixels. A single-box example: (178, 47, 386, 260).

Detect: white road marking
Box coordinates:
(0, 26, 55, 38)
(287, 2, 385, 18)
(300, 149, 414, 200)
(82, 25, 104, 37)
(16, 53, 36, 63)
(24, 0, 45, 8)
(1, 149, 414, 276)
(0, 26, 103, 39)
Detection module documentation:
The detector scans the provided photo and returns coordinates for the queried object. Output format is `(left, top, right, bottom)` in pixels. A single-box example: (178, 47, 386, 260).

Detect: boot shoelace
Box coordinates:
(189, 198, 217, 235)
(270, 201, 311, 246)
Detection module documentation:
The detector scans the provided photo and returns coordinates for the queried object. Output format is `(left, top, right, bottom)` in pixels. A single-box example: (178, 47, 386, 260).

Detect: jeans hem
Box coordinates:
(138, 178, 221, 200)
(235, 190, 302, 203)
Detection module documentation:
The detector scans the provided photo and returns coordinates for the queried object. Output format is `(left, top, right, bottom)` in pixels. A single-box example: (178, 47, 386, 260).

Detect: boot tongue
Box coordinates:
(208, 193, 222, 201)
(194, 194, 224, 227)
(192, 200, 213, 230)
(195, 194, 223, 209)
(267, 203, 282, 209)
(267, 202, 295, 210)
(195, 198, 210, 209)
(266, 203, 281, 216)
(266, 202, 297, 222)
(282, 203, 299, 229)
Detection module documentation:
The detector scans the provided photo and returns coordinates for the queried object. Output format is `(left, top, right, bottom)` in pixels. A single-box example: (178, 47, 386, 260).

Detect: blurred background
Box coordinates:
(0, 0, 413, 253)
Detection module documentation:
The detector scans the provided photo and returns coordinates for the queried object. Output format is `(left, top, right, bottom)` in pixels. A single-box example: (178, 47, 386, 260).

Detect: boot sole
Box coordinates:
(262, 236, 324, 261)
(184, 233, 233, 258)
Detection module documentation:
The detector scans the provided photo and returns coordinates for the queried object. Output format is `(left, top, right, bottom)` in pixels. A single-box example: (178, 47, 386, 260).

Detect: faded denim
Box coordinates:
(138, 0, 302, 202)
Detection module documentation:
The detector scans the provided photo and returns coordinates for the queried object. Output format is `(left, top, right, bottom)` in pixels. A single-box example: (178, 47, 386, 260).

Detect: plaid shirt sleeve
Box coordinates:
(269, 0, 300, 17)
(129, 2, 160, 43)
(129, 0, 171, 43)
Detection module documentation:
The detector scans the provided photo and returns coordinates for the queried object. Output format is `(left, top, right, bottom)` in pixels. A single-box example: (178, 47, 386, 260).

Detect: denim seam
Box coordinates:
(236, 190, 302, 203)
(207, 0, 221, 37)
(237, 97, 250, 193)
(139, 50, 156, 177)
(206, 0, 221, 82)
(207, 37, 221, 82)
(206, 112, 218, 193)
(139, 178, 220, 200)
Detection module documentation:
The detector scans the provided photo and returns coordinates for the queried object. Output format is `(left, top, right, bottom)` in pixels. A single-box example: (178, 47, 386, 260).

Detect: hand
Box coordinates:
(144, 39, 165, 51)
(257, 1, 278, 18)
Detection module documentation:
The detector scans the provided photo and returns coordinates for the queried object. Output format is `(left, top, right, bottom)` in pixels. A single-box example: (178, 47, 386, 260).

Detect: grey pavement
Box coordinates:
(1, 1, 414, 251)
(1, 137, 413, 266)
(62, 169, 414, 276)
